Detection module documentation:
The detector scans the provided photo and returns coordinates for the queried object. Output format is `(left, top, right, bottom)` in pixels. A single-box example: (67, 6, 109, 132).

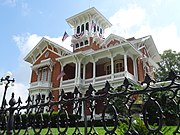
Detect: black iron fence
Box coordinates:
(0, 70, 180, 135)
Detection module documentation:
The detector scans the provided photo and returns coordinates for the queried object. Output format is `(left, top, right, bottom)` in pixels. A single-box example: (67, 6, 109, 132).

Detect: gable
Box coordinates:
(100, 34, 127, 49)
(24, 37, 72, 64)
(34, 49, 60, 65)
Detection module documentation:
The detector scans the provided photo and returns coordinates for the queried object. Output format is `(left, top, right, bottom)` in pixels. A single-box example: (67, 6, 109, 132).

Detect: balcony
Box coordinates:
(61, 71, 136, 92)
(30, 81, 52, 89)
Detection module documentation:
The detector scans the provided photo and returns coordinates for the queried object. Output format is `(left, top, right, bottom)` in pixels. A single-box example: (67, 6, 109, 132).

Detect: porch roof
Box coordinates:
(56, 41, 141, 65)
(24, 37, 72, 64)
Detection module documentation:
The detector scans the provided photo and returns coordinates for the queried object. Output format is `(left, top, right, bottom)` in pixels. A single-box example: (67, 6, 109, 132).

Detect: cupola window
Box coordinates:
(85, 40, 88, 45)
(77, 26, 80, 34)
(94, 25, 96, 32)
(80, 41, 83, 47)
(75, 43, 79, 48)
(100, 28, 102, 34)
(97, 26, 99, 32)
(86, 22, 89, 31)
(81, 24, 84, 32)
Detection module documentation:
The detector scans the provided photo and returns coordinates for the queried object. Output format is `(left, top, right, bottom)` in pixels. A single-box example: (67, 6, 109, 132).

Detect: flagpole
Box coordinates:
(89, 0, 92, 8)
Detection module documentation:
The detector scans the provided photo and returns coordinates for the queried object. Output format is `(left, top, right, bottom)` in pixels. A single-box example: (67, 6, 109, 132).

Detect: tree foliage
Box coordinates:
(155, 49, 180, 81)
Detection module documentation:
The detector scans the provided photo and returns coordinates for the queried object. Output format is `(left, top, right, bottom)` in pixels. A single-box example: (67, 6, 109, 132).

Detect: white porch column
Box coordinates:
(133, 57, 138, 81)
(78, 61, 81, 84)
(83, 64, 86, 80)
(124, 53, 128, 77)
(60, 65, 64, 89)
(111, 57, 114, 80)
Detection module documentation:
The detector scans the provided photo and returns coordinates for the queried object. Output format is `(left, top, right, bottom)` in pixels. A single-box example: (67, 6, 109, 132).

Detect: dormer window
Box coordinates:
(81, 24, 84, 33)
(85, 40, 88, 45)
(97, 26, 99, 32)
(77, 26, 80, 33)
(86, 22, 89, 31)
(100, 28, 102, 34)
(75, 43, 79, 48)
(94, 25, 96, 32)
(80, 42, 83, 47)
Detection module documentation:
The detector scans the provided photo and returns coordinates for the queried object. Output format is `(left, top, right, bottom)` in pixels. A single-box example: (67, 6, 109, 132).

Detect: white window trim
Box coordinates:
(114, 60, 124, 73)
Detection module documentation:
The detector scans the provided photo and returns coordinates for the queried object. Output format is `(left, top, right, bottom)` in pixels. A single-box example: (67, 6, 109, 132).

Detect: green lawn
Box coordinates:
(15, 126, 177, 135)
(18, 127, 107, 134)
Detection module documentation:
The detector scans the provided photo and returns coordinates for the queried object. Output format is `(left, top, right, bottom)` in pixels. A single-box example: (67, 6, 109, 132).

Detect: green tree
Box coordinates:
(153, 49, 179, 125)
(155, 49, 180, 81)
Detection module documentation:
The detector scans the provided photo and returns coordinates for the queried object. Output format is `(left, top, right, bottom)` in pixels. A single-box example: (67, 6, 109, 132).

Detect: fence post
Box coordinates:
(83, 99, 87, 135)
(7, 93, 16, 135)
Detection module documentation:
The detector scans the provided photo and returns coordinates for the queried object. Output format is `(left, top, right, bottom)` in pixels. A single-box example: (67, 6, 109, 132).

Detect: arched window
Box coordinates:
(114, 60, 124, 73)
(86, 22, 89, 31)
(105, 64, 111, 75)
(100, 28, 102, 34)
(85, 40, 88, 45)
(81, 24, 84, 32)
(77, 26, 80, 33)
(80, 41, 83, 47)
(94, 25, 96, 32)
(75, 43, 79, 48)
(97, 26, 99, 31)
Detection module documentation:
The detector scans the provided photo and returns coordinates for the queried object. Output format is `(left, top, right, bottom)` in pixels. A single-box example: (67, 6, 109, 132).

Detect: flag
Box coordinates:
(56, 70, 66, 81)
(62, 31, 69, 42)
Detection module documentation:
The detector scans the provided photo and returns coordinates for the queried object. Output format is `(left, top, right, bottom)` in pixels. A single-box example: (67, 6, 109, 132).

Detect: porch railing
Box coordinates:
(30, 81, 52, 88)
(0, 70, 180, 135)
(63, 71, 131, 86)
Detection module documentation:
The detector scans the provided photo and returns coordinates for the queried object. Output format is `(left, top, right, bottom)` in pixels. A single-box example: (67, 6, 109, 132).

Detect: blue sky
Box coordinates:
(0, 0, 180, 102)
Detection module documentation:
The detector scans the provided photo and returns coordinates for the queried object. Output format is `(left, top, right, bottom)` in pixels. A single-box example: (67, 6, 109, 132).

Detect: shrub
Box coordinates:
(117, 116, 148, 135)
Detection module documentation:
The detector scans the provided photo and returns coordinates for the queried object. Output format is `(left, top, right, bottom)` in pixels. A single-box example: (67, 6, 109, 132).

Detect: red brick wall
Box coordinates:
(52, 61, 61, 88)
(64, 64, 75, 80)
(85, 63, 93, 79)
(31, 70, 37, 82)
(95, 99, 105, 114)
(91, 37, 100, 50)
(127, 57, 134, 75)
(137, 58, 144, 82)
(31, 49, 61, 89)
(74, 37, 100, 53)
(96, 63, 106, 77)
(107, 40, 120, 47)
(51, 90, 59, 111)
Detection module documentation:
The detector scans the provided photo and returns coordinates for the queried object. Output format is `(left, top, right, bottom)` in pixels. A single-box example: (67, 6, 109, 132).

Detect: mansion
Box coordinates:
(24, 7, 161, 113)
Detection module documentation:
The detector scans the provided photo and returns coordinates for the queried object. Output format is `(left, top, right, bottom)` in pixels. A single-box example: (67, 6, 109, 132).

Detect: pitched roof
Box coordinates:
(24, 37, 72, 64)
(66, 7, 112, 29)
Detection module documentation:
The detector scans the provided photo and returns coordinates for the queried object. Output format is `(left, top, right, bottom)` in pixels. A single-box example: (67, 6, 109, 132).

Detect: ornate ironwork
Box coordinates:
(0, 70, 180, 135)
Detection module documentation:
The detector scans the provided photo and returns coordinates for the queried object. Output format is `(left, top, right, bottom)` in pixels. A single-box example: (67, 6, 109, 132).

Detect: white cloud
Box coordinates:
(44, 36, 72, 52)
(21, 2, 31, 16)
(13, 33, 72, 59)
(0, 82, 29, 107)
(13, 33, 42, 58)
(107, 4, 180, 54)
(127, 23, 180, 53)
(109, 5, 146, 29)
(1, 0, 17, 6)
(107, 4, 146, 36)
